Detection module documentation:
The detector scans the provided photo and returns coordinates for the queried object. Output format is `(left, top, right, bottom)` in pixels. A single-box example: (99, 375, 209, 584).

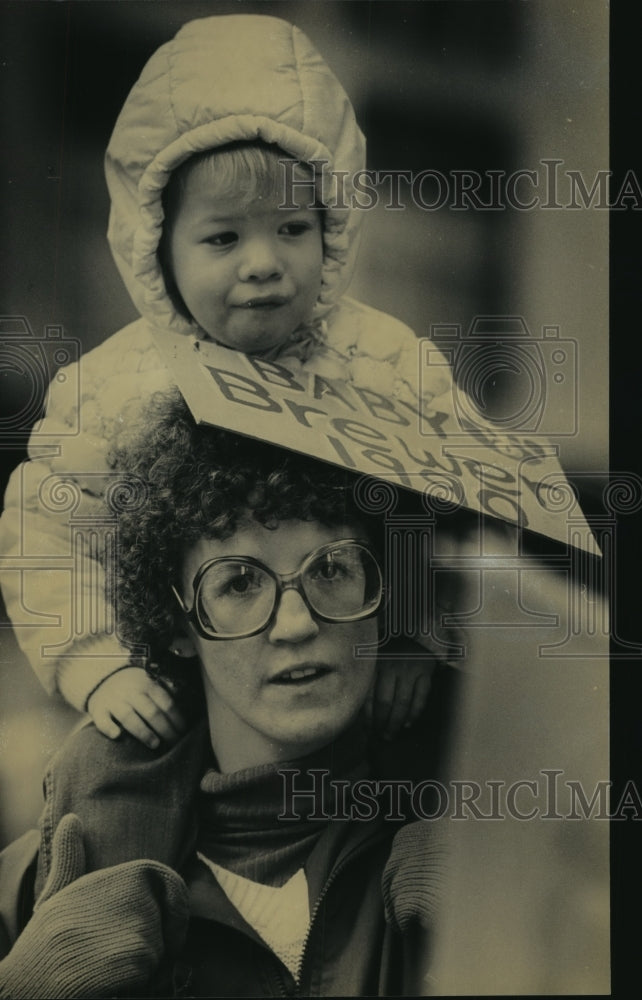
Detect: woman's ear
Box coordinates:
(168, 634, 198, 659)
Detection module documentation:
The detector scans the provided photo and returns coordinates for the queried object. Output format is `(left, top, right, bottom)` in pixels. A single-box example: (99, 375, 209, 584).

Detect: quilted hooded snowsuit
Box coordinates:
(0, 14, 451, 711)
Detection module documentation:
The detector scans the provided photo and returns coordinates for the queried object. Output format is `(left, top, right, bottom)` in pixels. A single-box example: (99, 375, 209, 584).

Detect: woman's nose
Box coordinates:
(268, 587, 319, 643)
(238, 237, 283, 282)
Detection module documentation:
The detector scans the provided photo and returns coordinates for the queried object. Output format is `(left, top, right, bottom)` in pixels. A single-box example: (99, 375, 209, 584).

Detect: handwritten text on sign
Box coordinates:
(153, 332, 597, 553)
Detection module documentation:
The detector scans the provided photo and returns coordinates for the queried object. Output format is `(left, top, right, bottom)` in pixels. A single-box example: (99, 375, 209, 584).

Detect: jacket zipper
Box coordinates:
(283, 827, 390, 997)
(178, 827, 390, 997)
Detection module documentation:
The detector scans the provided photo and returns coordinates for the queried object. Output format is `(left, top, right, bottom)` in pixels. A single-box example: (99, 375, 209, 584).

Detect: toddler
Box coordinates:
(0, 14, 452, 749)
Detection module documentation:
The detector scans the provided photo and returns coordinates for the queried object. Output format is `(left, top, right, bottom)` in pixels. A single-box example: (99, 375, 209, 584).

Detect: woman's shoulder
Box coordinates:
(44, 717, 209, 793)
(376, 668, 461, 933)
(33, 720, 210, 895)
(382, 815, 448, 934)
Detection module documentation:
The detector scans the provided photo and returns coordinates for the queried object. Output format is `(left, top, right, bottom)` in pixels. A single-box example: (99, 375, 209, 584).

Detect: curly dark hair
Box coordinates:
(107, 387, 383, 665)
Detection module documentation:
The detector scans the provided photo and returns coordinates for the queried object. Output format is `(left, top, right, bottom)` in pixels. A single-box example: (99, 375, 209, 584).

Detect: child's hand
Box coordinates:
(365, 652, 436, 740)
(87, 667, 186, 750)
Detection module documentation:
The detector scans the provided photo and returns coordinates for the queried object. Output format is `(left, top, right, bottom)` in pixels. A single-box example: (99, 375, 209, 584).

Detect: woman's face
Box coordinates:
(178, 518, 379, 771)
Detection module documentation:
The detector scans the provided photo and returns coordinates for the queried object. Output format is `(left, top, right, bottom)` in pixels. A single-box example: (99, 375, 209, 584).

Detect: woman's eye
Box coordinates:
(205, 231, 238, 247)
(310, 558, 345, 583)
(202, 566, 264, 602)
(224, 572, 261, 596)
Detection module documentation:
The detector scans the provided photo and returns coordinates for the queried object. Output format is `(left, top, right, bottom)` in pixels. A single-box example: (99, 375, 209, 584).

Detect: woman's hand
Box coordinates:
(0, 814, 189, 999)
(365, 642, 437, 740)
(87, 667, 186, 749)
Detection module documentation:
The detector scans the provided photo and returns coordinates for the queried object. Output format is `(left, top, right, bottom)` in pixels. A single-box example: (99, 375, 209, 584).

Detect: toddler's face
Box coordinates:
(165, 170, 323, 353)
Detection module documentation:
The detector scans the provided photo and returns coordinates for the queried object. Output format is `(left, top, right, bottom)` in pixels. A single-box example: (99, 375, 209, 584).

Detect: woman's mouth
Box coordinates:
(270, 665, 332, 685)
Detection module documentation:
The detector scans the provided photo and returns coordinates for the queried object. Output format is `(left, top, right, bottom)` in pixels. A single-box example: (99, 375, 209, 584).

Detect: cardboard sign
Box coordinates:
(153, 331, 599, 555)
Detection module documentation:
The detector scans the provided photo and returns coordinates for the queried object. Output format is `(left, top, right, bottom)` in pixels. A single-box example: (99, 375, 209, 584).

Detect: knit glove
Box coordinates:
(381, 821, 448, 933)
(0, 814, 189, 998)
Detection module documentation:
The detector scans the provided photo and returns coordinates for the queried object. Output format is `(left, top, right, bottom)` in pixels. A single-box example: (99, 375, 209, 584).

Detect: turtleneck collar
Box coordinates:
(196, 720, 369, 887)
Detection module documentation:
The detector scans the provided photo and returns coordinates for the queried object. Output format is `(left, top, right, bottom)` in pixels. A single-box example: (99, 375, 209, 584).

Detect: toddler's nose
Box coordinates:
(238, 237, 283, 282)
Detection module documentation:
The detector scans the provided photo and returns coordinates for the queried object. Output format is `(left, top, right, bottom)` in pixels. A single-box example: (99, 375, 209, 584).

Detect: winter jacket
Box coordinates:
(0, 14, 452, 711)
(0, 667, 457, 997)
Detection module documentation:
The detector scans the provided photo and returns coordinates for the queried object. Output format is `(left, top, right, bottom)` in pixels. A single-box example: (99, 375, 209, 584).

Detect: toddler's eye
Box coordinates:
(205, 231, 238, 247)
(280, 222, 312, 237)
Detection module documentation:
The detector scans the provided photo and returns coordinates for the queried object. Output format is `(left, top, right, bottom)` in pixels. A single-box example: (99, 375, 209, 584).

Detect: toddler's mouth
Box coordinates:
(241, 295, 289, 310)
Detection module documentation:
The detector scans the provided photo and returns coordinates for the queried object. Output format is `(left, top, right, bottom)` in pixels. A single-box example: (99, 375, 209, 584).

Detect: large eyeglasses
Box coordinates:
(172, 538, 383, 640)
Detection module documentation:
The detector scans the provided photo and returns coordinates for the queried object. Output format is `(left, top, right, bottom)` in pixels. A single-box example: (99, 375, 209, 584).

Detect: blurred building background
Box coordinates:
(0, 2, 609, 994)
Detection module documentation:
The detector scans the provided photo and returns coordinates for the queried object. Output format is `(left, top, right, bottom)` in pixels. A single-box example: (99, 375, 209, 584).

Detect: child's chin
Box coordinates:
(213, 322, 291, 355)
(242, 333, 293, 356)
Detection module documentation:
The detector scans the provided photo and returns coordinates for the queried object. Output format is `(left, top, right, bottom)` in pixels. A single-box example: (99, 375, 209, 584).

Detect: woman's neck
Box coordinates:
(209, 726, 350, 774)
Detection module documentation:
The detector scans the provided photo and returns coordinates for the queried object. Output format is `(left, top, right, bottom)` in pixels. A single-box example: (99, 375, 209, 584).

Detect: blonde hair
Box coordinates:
(169, 141, 319, 208)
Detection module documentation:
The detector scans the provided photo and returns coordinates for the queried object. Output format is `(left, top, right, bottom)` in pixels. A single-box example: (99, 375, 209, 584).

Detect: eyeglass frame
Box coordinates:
(171, 537, 385, 641)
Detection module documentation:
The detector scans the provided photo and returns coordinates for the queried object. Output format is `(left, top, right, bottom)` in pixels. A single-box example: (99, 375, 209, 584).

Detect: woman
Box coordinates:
(0, 390, 458, 998)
